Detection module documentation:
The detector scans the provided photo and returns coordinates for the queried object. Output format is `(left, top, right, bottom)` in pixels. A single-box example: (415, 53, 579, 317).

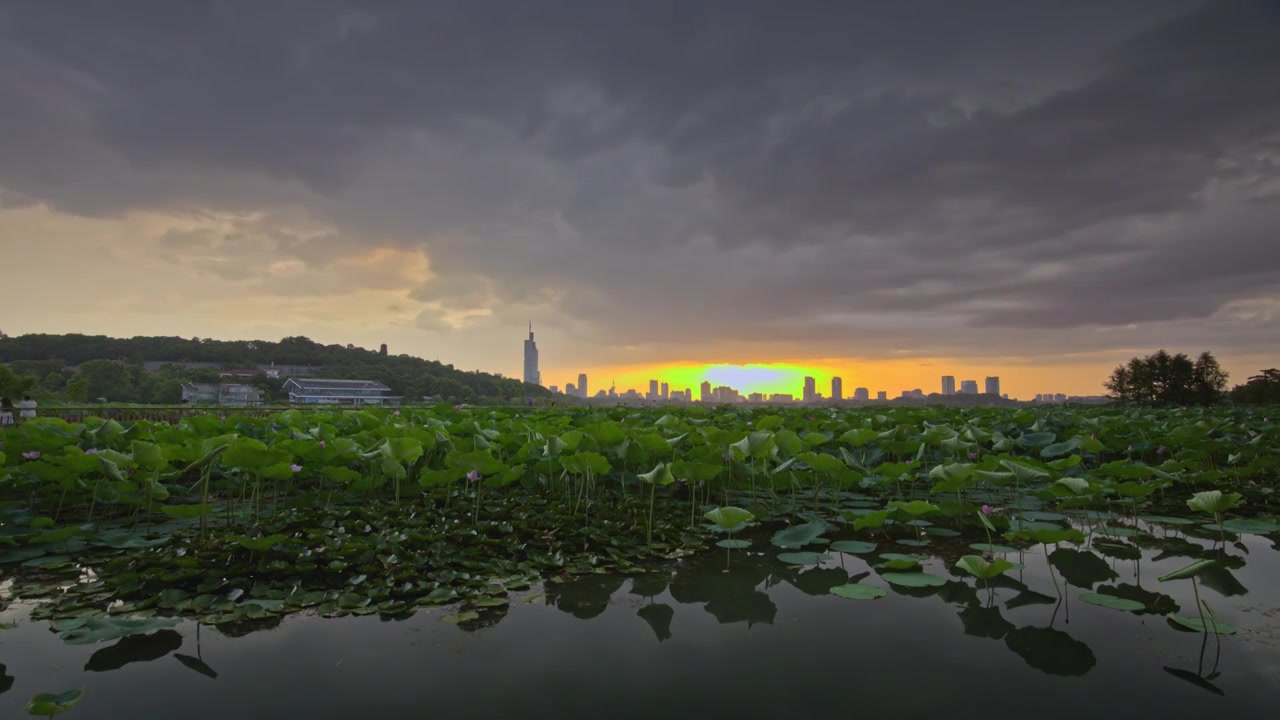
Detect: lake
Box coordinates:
(3, 529, 1278, 719)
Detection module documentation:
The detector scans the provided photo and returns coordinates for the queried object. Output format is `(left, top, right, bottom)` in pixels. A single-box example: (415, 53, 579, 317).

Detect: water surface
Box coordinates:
(3, 529, 1278, 719)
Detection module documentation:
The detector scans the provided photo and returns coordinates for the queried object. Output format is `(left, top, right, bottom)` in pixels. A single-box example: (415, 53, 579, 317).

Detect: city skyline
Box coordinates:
(539, 354, 1061, 401)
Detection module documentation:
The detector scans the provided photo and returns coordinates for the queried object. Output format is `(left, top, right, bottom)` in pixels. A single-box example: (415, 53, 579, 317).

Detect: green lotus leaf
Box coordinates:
(831, 583, 887, 600)
(704, 506, 755, 529)
(777, 551, 830, 565)
(955, 555, 1016, 580)
(26, 689, 83, 716)
(1158, 559, 1216, 582)
(1186, 491, 1243, 515)
(1167, 614, 1237, 635)
(770, 521, 828, 549)
(881, 572, 946, 587)
(829, 540, 877, 554)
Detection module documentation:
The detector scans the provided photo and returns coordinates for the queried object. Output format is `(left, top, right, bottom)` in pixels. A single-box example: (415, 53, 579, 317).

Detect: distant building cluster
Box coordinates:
(520, 329, 1094, 405)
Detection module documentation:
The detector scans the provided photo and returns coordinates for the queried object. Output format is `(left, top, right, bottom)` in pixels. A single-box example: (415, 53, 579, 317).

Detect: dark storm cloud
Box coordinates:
(1, 0, 1278, 356)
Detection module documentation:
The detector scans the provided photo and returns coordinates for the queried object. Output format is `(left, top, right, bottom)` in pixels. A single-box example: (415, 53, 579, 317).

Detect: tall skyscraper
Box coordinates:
(803, 376, 816, 402)
(960, 380, 978, 394)
(854, 387, 869, 401)
(984, 376, 1000, 396)
(578, 373, 588, 399)
(566, 382, 577, 396)
(700, 381, 711, 403)
(522, 324, 540, 386)
(941, 376, 956, 395)
(831, 376, 843, 400)
(876, 391, 887, 401)
(648, 379, 659, 399)
(661, 382, 669, 399)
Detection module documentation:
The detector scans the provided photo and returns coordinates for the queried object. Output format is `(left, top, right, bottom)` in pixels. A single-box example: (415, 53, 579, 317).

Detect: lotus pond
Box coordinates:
(1, 405, 1278, 717)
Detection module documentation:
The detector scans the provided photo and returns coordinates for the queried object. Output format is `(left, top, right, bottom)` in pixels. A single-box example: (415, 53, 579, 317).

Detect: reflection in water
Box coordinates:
(86, 630, 184, 672)
(174, 624, 219, 680)
(1049, 548, 1118, 588)
(1004, 626, 1097, 676)
(636, 603, 674, 642)
(3, 520, 1279, 718)
(546, 575, 628, 619)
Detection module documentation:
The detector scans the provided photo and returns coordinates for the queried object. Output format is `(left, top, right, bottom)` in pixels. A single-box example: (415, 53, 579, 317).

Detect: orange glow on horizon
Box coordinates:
(539, 359, 1142, 401)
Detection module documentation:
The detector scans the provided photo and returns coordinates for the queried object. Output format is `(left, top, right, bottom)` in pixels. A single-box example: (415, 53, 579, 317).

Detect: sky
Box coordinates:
(1, 0, 1278, 400)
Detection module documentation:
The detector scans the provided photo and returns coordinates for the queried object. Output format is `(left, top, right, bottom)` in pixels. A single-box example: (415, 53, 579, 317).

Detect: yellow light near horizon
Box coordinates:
(635, 364, 831, 396)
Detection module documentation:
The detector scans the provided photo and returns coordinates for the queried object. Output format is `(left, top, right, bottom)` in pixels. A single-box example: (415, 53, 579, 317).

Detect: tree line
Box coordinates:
(0, 334, 549, 404)
(1105, 349, 1277, 405)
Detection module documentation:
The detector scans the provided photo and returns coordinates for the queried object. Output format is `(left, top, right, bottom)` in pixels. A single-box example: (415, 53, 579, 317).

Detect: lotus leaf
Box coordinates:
(831, 583, 887, 600)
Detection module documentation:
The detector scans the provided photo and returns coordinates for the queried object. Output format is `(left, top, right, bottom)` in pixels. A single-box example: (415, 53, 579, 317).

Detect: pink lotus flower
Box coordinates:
(318, 440, 326, 449)
(1126, 445, 1133, 453)
(290, 464, 303, 473)
(85, 448, 98, 455)
(1157, 446, 1166, 455)
(1091, 433, 1096, 440)
(981, 505, 993, 516)
(22, 451, 41, 460)
(466, 469, 482, 483)
(394, 410, 401, 417)
(220, 415, 227, 422)
(454, 404, 463, 410)
(968, 452, 978, 461)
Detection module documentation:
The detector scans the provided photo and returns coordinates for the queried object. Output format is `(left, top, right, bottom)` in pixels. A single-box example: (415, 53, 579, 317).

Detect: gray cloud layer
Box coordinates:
(2, 0, 1278, 361)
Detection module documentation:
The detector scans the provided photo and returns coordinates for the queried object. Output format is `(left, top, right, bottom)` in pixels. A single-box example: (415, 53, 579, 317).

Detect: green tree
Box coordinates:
(73, 359, 135, 402)
(0, 365, 36, 399)
(1230, 368, 1280, 404)
(1106, 350, 1227, 405)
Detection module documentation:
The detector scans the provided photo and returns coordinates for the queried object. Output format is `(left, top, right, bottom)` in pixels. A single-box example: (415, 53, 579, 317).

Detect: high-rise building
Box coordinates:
(661, 382, 669, 399)
(1054, 393, 1067, 403)
(522, 324, 540, 386)
(803, 376, 816, 402)
(941, 376, 956, 395)
(876, 391, 887, 401)
(748, 392, 764, 403)
(566, 382, 577, 395)
(985, 376, 1000, 396)
(960, 380, 978, 394)
(770, 393, 795, 402)
(648, 379, 659, 399)
(550, 385, 559, 394)
(854, 387, 869, 401)
(831, 377, 843, 400)
(578, 373, 589, 399)
(685, 388, 691, 402)
(700, 381, 711, 403)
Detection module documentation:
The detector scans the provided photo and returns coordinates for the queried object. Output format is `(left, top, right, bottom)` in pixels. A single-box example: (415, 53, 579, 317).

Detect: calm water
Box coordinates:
(3, 531, 1279, 719)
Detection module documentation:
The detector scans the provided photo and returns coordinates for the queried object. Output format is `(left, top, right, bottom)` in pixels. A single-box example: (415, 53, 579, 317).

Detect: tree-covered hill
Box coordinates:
(0, 334, 547, 404)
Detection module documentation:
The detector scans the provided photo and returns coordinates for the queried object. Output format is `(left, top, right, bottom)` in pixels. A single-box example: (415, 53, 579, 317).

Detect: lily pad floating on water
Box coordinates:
(828, 540, 877, 554)
(716, 539, 752, 549)
(58, 618, 181, 646)
(26, 689, 83, 716)
(896, 539, 931, 547)
(1167, 614, 1237, 635)
(777, 552, 830, 565)
(1079, 593, 1145, 612)
(441, 611, 480, 625)
(880, 572, 946, 588)
(1020, 511, 1068, 522)
(1221, 518, 1280, 534)
(924, 527, 960, 537)
(770, 521, 828, 549)
(1139, 515, 1198, 526)
(831, 583, 887, 600)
